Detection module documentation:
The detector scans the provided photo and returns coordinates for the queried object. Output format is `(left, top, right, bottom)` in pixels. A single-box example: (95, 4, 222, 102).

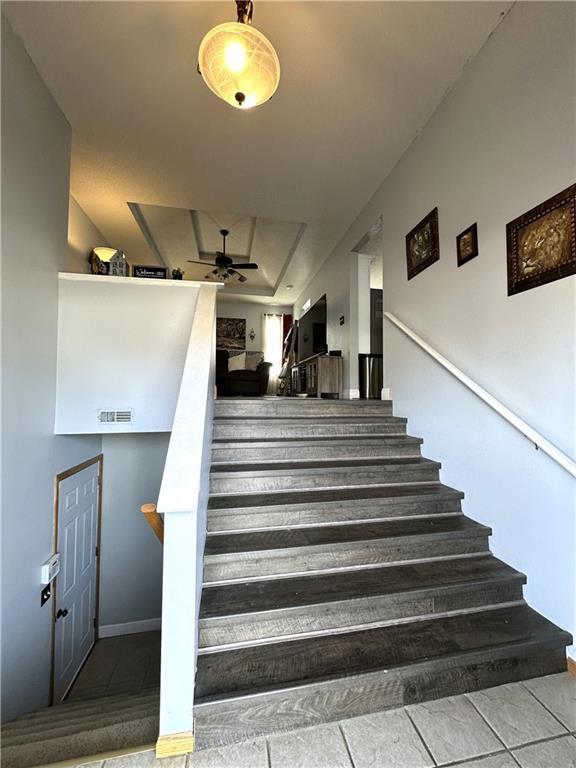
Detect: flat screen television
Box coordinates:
(298, 294, 327, 361)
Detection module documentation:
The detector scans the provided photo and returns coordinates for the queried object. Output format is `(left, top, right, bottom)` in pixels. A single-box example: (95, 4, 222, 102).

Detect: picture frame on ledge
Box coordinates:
(405, 207, 440, 280)
(506, 184, 576, 296)
(456, 223, 479, 267)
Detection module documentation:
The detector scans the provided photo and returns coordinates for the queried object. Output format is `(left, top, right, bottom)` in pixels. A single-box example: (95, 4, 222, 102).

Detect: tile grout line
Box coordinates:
(464, 690, 576, 757)
(264, 735, 272, 768)
(436, 747, 514, 768)
(337, 723, 357, 768)
(403, 708, 439, 766)
(519, 680, 573, 734)
(463, 692, 509, 752)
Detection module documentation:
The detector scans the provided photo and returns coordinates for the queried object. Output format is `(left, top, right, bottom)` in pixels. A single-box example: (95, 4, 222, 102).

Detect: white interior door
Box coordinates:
(54, 461, 100, 702)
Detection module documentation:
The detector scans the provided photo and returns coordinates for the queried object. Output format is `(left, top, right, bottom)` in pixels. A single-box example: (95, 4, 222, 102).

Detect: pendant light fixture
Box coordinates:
(198, 0, 280, 109)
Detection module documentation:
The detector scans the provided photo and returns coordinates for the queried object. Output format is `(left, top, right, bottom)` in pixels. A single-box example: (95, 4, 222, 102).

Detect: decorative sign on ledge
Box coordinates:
(133, 265, 167, 279)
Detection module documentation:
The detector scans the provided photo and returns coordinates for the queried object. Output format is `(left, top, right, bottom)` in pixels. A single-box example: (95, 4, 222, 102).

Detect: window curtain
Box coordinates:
(262, 313, 283, 395)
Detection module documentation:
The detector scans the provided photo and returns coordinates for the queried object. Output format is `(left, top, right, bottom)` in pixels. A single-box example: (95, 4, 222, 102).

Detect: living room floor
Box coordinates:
(70, 670, 575, 768)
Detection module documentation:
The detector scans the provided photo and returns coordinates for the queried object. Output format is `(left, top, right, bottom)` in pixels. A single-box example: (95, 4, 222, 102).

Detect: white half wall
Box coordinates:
(296, 3, 576, 654)
(1, 19, 102, 722)
(55, 274, 201, 434)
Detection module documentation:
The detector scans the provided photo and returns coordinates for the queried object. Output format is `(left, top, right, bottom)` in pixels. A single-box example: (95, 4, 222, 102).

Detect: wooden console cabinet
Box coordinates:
(291, 353, 343, 398)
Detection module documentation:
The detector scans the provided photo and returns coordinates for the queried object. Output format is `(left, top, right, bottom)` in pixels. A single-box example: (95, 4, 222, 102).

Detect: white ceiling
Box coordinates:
(4, 1, 510, 304)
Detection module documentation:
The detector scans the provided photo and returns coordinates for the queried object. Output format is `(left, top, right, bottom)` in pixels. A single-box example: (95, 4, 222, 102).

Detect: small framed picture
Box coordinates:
(456, 223, 479, 267)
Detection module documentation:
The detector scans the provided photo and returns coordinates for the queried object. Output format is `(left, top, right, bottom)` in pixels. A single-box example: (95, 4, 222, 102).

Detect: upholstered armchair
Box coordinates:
(216, 350, 272, 396)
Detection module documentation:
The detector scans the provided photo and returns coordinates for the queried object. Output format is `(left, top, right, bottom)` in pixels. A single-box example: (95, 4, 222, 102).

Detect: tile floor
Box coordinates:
(70, 662, 575, 768)
(67, 632, 161, 701)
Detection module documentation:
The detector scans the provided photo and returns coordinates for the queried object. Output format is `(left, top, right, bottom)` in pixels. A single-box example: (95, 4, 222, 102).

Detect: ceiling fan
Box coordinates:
(188, 228, 258, 283)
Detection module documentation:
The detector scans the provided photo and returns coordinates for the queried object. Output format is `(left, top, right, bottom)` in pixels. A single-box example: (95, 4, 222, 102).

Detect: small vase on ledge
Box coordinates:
(172, 268, 184, 280)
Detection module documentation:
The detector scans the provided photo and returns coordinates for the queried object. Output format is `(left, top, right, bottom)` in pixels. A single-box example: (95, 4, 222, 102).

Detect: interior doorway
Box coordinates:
(51, 455, 103, 703)
(352, 217, 384, 398)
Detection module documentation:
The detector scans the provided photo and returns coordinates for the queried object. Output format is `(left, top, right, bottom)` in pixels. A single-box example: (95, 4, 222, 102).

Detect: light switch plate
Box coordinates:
(41, 553, 60, 585)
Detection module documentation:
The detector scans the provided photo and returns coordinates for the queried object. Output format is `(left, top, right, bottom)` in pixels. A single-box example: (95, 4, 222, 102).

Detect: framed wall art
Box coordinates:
(507, 184, 576, 296)
(457, 223, 479, 267)
(216, 317, 246, 350)
(406, 208, 440, 280)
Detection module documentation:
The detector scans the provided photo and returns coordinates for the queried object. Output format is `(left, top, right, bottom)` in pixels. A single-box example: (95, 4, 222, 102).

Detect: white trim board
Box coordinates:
(99, 618, 161, 638)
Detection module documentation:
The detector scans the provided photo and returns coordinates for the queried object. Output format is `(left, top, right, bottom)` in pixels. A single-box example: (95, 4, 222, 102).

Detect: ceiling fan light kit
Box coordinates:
(188, 228, 259, 284)
(198, 0, 280, 109)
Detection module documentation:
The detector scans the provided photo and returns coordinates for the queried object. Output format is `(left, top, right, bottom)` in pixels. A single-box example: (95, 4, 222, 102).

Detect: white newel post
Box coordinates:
(155, 284, 220, 757)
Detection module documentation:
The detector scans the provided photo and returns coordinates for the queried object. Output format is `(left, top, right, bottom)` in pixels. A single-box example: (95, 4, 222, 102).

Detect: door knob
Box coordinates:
(56, 608, 69, 620)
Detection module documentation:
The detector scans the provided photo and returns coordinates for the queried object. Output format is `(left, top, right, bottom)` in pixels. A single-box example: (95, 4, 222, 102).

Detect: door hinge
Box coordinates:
(93, 617, 97, 629)
(95, 545, 99, 557)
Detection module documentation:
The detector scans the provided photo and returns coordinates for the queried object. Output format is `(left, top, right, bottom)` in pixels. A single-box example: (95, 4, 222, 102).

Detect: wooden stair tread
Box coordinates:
(210, 456, 439, 475)
(207, 483, 463, 511)
(212, 435, 420, 446)
(195, 604, 570, 701)
(200, 555, 524, 618)
(210, 456, 435, 473)
(204, 515, 489, 556)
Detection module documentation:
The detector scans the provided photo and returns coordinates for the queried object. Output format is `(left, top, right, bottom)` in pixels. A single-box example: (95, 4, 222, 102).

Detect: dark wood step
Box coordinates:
(212, 417, 407, 440)
(204, 515, 487, 556)
(194, 644, 568, 751)
(208, 482, 462, 511)
(207, 484, 464, 532)
(195, 604, 571, 702)
(200, 555, 524, 618)
(214, 399, 394, 418)
(210, 457, 441, 494)
(211, 436, 423, 465)
(210, 455, 428, 474)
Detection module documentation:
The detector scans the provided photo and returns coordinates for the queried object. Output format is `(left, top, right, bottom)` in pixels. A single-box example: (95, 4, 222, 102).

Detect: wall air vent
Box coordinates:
(97, 409, 134, 424)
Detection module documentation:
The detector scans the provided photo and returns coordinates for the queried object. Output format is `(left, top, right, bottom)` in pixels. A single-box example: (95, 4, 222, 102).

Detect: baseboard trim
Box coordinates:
(156, 730, 194, 758)
(568, 656, 576, 676)
(99, 618, 161, 638)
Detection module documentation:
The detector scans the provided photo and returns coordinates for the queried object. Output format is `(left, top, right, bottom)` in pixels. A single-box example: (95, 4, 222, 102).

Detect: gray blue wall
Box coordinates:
(1, 18, 102, 721)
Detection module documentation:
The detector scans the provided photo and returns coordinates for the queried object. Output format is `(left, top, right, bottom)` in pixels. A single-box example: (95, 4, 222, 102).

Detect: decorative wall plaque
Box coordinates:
(507, 184, 576, 296)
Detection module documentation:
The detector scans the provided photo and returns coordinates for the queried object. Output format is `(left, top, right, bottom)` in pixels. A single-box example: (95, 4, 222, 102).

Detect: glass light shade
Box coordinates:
(198, 21, 280, 109)
(91, 246, 123, 261)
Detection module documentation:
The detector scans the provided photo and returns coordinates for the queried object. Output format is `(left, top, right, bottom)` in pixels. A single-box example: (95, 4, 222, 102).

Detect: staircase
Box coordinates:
(194, 397, 570, 748)
(1, 689, 159, 768)
(2, 397, 570, 766)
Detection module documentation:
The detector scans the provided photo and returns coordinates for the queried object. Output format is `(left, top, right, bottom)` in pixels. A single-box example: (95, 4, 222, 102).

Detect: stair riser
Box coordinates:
(210, 464, 440, 495)
(193, 645, 567, 750)
(203, 534, 489, 583)
(211, 440, 422, 465)
(208, 496, 463, 532)
(1, 719, 158, 768)
(214, 402, 394, 418)
(213, 422, 407, 440)
(199, 581, 524, 648)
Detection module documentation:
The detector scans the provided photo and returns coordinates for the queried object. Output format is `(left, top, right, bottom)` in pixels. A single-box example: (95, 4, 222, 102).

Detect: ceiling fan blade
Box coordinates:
(228, 268, 247, 283)
(189, 260, 217, 266)
(230, 263, 258, 269)
(204, 269, 219, 280)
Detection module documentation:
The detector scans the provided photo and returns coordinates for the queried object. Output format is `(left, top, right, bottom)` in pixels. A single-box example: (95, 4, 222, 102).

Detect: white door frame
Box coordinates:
(50, 454, 103, 704)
